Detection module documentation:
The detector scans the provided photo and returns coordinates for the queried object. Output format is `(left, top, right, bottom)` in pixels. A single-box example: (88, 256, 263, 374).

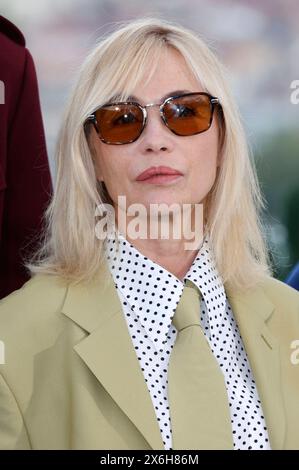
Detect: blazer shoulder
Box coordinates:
(0, 273, 69, 334)
(260, 276, 299, 304)
(0, 16, 25, 46)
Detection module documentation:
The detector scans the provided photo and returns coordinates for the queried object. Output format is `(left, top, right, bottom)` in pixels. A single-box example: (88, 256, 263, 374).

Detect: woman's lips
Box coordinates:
(136, 174, 183, 184)
(136, 166, 183, 184)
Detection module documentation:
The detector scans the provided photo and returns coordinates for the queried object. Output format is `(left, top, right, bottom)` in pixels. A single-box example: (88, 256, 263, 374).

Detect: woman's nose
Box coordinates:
(139, 106, 175, 153)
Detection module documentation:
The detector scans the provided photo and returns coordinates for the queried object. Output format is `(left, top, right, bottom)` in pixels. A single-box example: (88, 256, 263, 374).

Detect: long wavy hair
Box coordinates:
(24, 16, 273, 292)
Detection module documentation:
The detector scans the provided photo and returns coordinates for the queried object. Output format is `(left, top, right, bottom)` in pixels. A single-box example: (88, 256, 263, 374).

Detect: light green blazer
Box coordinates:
(0, 265, 298, 450)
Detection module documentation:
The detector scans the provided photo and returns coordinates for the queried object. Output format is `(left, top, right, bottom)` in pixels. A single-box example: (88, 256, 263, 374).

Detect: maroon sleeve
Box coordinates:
(0, 45, 53, 298)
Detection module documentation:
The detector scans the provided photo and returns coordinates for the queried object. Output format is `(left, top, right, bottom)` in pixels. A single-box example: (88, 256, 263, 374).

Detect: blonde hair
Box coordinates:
(25, 16, 273, 292)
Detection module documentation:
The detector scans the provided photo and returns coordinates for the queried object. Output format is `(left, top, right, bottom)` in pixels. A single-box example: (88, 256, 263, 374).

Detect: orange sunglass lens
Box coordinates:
(95, 104, 144, 143)
(163, 94, 212, 135)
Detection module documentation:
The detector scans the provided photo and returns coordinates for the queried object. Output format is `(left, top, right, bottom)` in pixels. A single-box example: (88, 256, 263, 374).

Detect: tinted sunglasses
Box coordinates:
(85, 92, 221, 145)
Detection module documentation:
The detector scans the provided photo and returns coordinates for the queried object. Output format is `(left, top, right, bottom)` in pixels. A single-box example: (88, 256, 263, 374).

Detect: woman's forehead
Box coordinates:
(109, 89, 195, 104)
(102, 48, 205, 106)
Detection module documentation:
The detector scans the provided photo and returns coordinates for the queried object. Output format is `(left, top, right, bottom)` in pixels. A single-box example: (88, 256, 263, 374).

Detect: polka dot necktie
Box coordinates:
(168, 279, 234, 449)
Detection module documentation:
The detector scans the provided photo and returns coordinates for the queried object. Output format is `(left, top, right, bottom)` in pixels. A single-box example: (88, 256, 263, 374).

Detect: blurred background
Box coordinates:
(1, 0, 298, 281)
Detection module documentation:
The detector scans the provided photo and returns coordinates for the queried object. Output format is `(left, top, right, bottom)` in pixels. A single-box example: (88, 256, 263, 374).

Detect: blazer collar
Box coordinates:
(61, 262, 285, 450)
(61, 261, 165, 450)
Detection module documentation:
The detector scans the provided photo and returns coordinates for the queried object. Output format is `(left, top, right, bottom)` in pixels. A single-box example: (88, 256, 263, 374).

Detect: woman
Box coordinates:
(0, 17, 298, 450)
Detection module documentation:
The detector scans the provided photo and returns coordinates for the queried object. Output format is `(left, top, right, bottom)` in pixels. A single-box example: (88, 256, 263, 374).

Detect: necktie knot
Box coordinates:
(172, 279, 202, 332)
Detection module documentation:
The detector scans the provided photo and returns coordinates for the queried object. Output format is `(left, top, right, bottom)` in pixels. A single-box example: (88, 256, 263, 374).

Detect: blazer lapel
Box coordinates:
(61, 262, 165, 450)
(226, 283, 286, 449)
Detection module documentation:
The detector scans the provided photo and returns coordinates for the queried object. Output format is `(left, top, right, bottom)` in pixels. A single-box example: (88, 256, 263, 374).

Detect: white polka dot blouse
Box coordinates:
(103, 231, 271, 450)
